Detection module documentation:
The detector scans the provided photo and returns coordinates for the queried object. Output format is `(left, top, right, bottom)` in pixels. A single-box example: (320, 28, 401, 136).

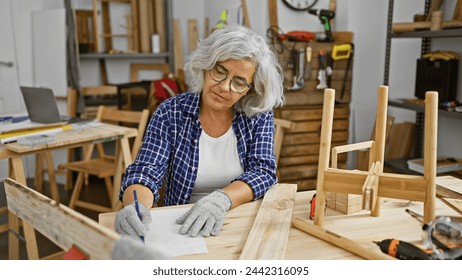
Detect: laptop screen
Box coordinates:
(20, 86, 62, 124)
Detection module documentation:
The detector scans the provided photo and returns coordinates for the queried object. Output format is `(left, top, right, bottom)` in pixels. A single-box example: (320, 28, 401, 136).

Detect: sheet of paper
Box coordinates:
(146, 207, 208, 257)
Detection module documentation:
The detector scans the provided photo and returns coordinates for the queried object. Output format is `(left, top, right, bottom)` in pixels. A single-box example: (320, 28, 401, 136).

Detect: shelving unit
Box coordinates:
(383, 0, 462, 174)
(79, 0, 174, 81)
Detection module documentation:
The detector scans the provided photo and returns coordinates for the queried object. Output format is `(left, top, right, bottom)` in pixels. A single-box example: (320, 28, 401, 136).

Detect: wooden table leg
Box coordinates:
(44, 151, 60, 203)
(111, 137, 131, 211)
(8, 156, 39, 259)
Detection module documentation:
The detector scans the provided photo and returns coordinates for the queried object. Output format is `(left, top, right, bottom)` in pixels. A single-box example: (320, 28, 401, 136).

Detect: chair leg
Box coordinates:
(103, 176, 113, 204)
(69, 171, 85, 209)
(34, 153, 44, 193)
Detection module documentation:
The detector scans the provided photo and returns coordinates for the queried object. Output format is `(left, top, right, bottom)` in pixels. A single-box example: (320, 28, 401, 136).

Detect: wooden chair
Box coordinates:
(59, 105, 150, 213)
(81, 85, 119, 119)
(121, 63, 170, 113)
(314, 86, 437, 227)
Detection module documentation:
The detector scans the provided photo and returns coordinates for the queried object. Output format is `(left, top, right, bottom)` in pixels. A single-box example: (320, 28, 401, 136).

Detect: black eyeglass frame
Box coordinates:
(208, 64, 253, 94)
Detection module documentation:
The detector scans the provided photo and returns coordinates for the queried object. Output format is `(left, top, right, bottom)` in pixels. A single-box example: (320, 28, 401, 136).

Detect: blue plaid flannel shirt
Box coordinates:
(120, 91, 277, 206)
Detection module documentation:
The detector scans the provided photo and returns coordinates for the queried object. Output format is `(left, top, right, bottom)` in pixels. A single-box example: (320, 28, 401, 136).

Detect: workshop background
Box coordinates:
(1, 0, 462, 183)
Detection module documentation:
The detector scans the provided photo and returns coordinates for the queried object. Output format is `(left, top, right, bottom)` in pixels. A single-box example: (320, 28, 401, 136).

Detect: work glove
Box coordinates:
(112, 236, 170, 260)
(176, 189, 232, 237)
(114, 202, 152, 240)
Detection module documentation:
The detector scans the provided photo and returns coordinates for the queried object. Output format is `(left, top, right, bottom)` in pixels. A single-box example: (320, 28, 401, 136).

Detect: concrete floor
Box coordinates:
(0, 177, 112, 260)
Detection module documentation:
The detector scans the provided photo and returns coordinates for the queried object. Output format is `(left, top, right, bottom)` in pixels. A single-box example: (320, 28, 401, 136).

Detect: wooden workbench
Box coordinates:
(1, 122, 137, 259)
(99, 176, 462, 260)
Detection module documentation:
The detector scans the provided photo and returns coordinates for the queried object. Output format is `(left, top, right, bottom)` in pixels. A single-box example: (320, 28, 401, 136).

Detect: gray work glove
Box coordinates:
(114, 203, 152, 240)
(112, 236, 170, 260)
(176, 189, 232, 237)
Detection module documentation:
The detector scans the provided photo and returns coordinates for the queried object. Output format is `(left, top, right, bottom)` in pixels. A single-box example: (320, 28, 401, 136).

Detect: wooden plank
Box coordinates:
(147, 0, 156, 36)
(4, 178, 119, 259)
(322, 169, 430, 201)
(188, 19, 199, 53)
(454, 0, 462, 21)
(138, 0, 151, 53)
(439, 198, 462, 215)
(3, 124, 136, 153)
(284, 131, 348, 145)
(291, 119, 349, 133)
(280, 153, 347, 167)
(385, 122, 415, 160)
(279, 164, 319, 180)
(393, 20, 462, 33)
(239, 183, 297, 259)
(436, 181, 462, 199)
(129, 0, 140, 52)
(425, 0, 444, 21)
(204, 17, 209, 38)
(277, 106, 349, 121)
(173, 19, 184, 76)
(292, 217, 394, 260)
(241, 0, 251, 28)
(154, 0, 166, 52)
(268, 0, 278, 29)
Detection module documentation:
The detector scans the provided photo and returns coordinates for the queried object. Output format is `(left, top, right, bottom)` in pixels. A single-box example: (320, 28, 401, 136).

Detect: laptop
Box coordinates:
(20, 86, 64, 124)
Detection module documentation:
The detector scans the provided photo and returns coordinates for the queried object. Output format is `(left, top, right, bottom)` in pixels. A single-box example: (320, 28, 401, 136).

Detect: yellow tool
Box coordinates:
(215, 9, 228, 29)
(331, 43, 352, 60)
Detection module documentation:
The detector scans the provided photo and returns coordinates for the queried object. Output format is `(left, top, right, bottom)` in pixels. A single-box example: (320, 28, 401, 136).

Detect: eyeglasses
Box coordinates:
(209, 64, 252, 94)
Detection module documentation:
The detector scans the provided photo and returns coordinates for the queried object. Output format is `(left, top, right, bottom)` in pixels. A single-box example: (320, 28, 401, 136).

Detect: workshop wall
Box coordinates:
(2, 0, 462, 182)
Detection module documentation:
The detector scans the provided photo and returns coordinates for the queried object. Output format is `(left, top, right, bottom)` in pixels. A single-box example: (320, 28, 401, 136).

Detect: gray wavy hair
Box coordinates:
(184, 25, 284, 117)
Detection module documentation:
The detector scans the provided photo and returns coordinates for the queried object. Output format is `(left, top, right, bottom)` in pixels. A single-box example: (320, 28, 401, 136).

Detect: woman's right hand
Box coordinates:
(114, 203, 152, 240)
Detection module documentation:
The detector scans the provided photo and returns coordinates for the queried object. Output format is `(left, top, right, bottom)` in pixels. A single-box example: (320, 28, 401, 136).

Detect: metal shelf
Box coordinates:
(80, 52, 170, 59)
(389, 99, 462, 121)
(392, 29, 462, 38)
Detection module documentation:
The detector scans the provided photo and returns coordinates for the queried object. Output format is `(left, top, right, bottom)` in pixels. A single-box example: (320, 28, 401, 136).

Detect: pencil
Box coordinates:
(133, 190, 145, 242)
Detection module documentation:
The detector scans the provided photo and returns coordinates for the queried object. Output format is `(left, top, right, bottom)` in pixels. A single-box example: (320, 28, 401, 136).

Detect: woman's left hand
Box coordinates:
(176, 190, 231, 237)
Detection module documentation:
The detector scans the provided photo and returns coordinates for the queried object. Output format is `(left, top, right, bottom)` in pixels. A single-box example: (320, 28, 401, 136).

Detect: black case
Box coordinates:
(415, 58, 459, 102)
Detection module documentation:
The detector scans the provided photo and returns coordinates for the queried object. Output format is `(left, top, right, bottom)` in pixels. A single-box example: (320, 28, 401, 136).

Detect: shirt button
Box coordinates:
(192, 167, 195, 171)
(194, 139, 197, 143)
(184, 194, 188, 198)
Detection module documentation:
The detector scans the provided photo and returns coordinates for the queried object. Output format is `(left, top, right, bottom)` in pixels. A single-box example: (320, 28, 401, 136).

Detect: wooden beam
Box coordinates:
(4, 178, 119, 260)
(173, 19, 184, 76)
(268, 0, 278, 29)
(154, 0, 166, 52)
(239, 183, 297, 260)
(188, 19, 199, 53)
(241, 0, 251, 28)
(292, 217, 395, 260)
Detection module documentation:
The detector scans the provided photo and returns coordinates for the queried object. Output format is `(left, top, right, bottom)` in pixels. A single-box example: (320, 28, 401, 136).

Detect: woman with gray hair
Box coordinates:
(115, 25, 284, 242)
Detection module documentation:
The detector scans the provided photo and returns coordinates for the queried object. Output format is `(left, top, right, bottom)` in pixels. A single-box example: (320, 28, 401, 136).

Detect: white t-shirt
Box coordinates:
(190, 126, 244, 203)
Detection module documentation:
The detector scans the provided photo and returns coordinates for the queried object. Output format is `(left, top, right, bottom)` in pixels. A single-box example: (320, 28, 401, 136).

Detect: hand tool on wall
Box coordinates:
(331, 43, 353, 101)
(308, 9, 335, 42)
(304, 46, 312, 79)
(287, 48, 306, 91)
(278, 31, 315, 42)
(316, 49, 330, 90)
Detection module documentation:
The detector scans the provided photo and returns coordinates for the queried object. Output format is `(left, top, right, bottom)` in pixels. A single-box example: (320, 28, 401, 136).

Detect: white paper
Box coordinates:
(145, 207, 208, 257)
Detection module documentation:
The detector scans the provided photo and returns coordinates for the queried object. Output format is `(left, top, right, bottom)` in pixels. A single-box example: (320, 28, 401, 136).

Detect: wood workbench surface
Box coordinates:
(1, 123, 137, 155)
(99, 176, 462, 260)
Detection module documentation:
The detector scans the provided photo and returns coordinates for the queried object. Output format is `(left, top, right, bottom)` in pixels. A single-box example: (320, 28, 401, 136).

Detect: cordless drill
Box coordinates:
(374, 239, 433, 260)
(308, 9, 335, 42)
